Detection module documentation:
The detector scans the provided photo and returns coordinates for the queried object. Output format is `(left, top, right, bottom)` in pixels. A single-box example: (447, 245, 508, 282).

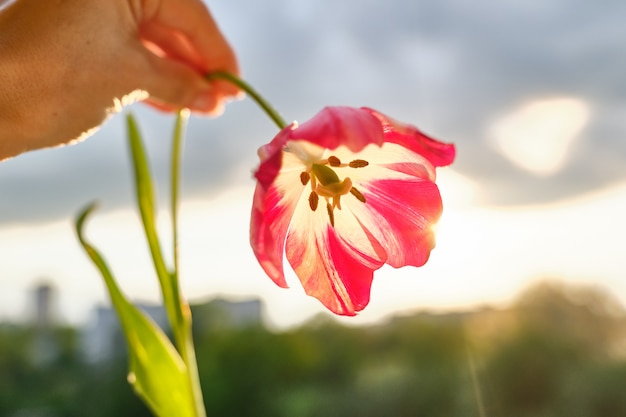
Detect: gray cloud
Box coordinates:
(1, 0, 625, 225)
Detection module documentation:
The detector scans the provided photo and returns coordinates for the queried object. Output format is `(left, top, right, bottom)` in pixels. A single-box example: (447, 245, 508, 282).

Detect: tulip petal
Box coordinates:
(255, 125, 293, 188)
(285, 213, 380, 315)
(250, 183, 292, 287)
(323, 142, 444, 268)
(251, 128, 302, 287)
(364, 107, 456, 168)
(291, 107, 385, 152)
(356, 177, 443, 268)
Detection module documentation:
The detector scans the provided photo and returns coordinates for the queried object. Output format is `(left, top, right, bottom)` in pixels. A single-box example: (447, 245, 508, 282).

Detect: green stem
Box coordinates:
(170, 112, 206, 417)
(206, 71, 288, 130)
(171, 111, 185, 274)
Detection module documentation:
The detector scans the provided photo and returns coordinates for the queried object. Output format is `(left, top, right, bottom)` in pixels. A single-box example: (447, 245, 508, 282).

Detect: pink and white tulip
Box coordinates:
(251, 106, 455, 315)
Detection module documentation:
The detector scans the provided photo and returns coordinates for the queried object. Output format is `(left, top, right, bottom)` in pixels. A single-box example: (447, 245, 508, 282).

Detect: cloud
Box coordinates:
(488, 97, 590, 176)
(1, 0, 626, 225)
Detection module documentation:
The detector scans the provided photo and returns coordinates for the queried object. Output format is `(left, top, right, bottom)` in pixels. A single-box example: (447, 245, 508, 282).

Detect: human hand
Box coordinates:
(0, 0, 240, 160)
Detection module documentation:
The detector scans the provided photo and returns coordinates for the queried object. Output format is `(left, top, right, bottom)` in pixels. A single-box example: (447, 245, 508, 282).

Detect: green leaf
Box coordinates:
(75, 203, 196, 417)
(126, 114, 184, 343)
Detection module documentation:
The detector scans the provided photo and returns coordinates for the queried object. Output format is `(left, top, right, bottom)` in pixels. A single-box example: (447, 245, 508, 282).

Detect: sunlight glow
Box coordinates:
(436, 168, 479, 206)
(489, 97, 590, 176)
(0, 0, 15, 11)
(2, 181, 625, 329)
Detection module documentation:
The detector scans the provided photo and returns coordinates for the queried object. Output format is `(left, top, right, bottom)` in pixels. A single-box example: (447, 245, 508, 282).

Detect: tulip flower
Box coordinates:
(251, 106, 455, 315)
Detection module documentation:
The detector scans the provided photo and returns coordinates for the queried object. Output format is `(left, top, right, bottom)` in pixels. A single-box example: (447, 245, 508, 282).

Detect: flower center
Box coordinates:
(299, 154, 369, 227)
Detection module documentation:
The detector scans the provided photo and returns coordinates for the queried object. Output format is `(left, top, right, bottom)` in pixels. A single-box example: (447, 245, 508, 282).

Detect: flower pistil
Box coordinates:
(296, 152, 369, 227)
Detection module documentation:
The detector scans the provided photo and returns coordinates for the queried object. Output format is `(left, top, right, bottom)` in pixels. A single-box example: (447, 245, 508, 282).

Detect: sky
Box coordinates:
(1, 0, 625, 328)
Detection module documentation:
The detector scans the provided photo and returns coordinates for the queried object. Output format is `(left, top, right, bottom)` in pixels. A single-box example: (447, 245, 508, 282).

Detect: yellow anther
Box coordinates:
(349, 159, 369, 168)
(350, 187, 366, 203)
(305, 158, 368, 227)
(326, 203, 335, 227)
(328, 155, 342, 167)
(300, 171, 310, 186)
(308, 191, 319, 211)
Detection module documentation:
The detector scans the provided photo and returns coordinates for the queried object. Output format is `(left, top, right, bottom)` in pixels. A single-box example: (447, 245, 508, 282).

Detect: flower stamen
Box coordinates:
(316, 178, 352, 210)
(350, 187, 366, 203)
(300, 171, 310, 186)
(306, 160, 368, 226)
(349, 159, 369, 168)
(326, 203, 335, 227)
(328, 155, 342, 167)
(309, 191, 319, 211)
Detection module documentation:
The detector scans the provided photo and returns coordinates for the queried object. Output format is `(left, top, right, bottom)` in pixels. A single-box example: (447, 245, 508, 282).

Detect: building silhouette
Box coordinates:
(82, 297, 263, 362)
(30, 282, 58, 366)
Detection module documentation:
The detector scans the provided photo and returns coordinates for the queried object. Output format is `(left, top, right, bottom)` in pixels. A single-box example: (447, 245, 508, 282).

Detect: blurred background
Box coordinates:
(1, 0, 626, 415)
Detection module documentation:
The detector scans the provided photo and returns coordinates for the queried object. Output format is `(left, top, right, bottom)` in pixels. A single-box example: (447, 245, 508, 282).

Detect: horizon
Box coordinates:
(5, 276, 625, 333)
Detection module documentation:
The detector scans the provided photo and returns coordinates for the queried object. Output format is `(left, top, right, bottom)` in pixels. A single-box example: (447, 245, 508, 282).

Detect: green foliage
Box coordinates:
(126, 114, 185, 344)
(482, 329, 583, 416)
(0, 326, 85, 417)
(3, 281, 626, 416)
(73, 360, 153, 417)
(75, 204, 196, 417)
(563, 363, 626, 417)
(72, 114, 203, 417)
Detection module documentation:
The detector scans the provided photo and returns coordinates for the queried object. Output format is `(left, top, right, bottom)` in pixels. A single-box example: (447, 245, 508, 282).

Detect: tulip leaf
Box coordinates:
(126, 114, 185, 343)
(75, 203, 196, 417)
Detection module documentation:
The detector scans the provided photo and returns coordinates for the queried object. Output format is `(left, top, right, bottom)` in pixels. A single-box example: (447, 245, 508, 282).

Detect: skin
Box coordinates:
(0, 0, 240, 160)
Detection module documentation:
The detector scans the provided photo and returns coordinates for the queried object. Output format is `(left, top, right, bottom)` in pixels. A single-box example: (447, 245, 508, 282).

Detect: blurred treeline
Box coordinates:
(2, 280, 626, 417)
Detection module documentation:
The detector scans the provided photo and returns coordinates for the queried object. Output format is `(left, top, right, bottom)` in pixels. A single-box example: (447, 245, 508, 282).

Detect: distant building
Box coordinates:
(82, 303, 169, 363)
(30, 282, 58, 366)
(33, 283, 55, 328)
(82, 297, 263, 363)
(192, 297, 264, 332)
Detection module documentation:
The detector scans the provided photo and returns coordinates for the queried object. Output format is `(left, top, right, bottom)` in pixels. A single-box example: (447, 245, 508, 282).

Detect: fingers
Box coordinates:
(139, 22, 201, 70)
(144, 0, 241, 99)
(131, 42, 224, 115)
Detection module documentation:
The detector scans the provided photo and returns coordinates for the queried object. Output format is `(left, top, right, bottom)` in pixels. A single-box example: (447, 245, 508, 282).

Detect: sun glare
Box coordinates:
(488, 97, 590, 176)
